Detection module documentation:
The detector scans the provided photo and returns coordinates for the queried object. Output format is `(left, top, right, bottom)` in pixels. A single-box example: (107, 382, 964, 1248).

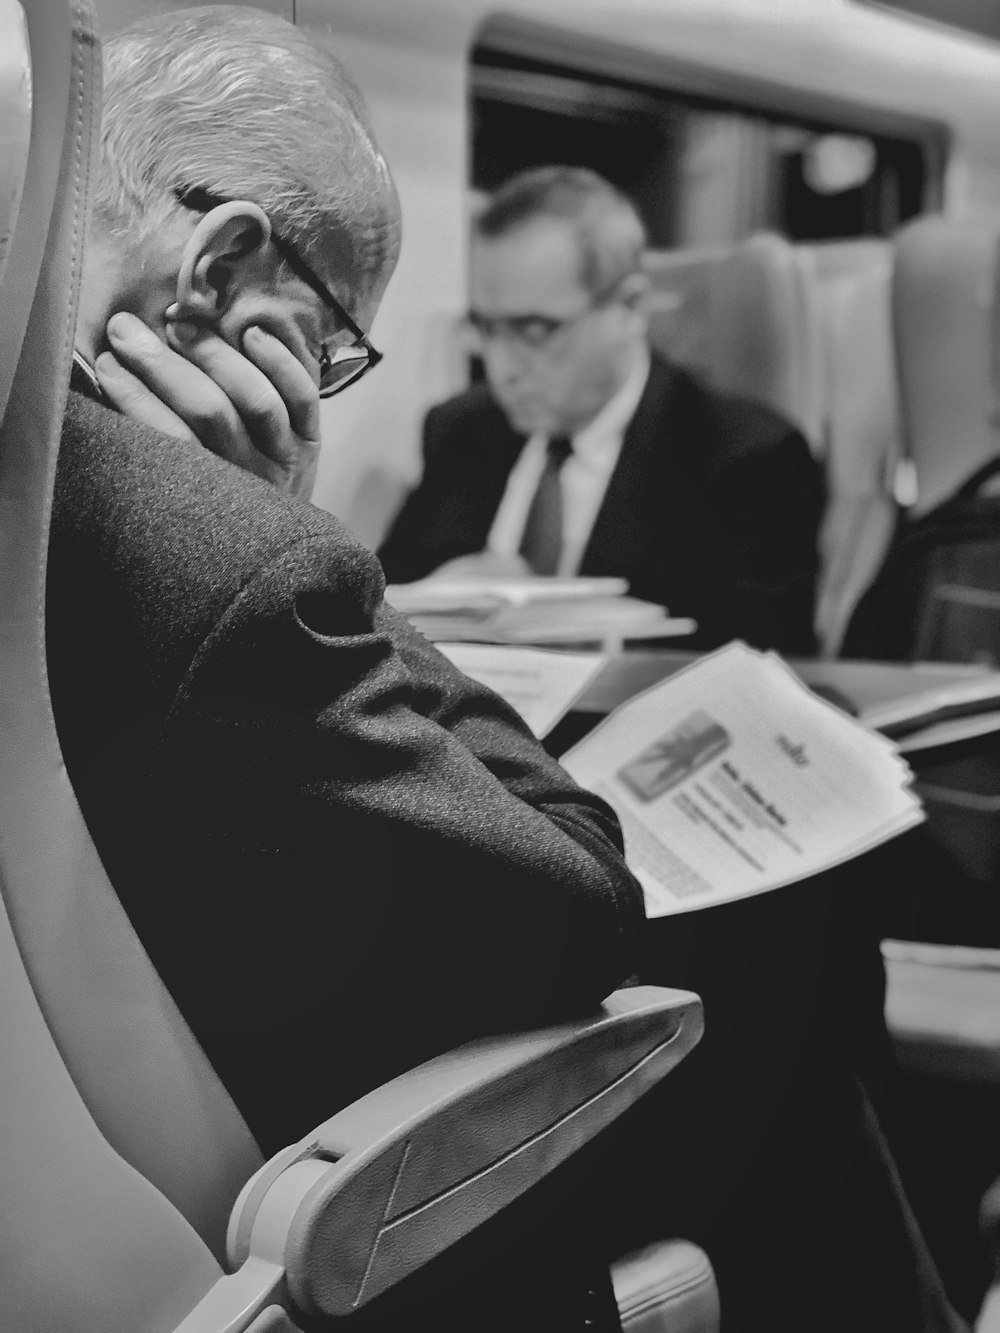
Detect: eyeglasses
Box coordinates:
(465, 278, 626, 354)
(174, 186, 382, 397)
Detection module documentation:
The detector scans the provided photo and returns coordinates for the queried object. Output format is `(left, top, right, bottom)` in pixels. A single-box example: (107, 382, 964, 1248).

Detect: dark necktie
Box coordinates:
(518, 435, 572, 576)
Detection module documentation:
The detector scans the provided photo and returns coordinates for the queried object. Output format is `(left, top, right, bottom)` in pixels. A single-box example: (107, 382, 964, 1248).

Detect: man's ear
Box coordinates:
(620, 269, 651, 310)
(172, 200, 271, 322)
(619, 269, 651, 332)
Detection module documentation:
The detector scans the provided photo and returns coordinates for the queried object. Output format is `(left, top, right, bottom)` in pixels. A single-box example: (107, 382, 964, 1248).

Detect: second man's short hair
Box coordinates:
(475, 166, 647, 296)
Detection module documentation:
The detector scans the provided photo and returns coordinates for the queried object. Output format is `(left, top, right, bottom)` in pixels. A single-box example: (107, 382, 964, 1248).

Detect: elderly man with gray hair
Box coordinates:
(52, 0, 642, 1208)
(74, 4, 395, 500)
(51, 11, 963, 1333)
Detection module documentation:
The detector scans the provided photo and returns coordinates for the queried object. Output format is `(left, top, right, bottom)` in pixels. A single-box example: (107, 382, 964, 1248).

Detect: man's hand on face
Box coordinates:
(94, 311, 322, 502)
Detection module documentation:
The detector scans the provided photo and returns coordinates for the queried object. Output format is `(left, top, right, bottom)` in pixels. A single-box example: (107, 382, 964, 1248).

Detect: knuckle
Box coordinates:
(243, 382, 285, 431)
(189, 399, 232, 439)
(132, 330, 169, 367)
(112, 376, 145, 407)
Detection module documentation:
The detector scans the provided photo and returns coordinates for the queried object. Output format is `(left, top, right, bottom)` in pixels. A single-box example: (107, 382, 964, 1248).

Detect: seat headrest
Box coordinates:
(643, 232, 824, 451)
(893, 214, 1000, 514)
(0, 0, 32, 423)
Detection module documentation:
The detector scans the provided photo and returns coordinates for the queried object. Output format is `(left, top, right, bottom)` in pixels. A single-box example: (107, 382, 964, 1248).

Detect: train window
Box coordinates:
(471, 28, 945, 248)
(855, 0, 1000, 45)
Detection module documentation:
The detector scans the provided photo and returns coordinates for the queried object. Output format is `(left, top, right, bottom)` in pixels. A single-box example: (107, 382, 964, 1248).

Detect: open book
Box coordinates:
(385, 576, 696, 647)
(559, 642, 923, 918)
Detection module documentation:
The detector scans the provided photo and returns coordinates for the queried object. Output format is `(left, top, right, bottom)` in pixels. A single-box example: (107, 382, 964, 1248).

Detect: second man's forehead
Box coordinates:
(470, 221, 589, 310)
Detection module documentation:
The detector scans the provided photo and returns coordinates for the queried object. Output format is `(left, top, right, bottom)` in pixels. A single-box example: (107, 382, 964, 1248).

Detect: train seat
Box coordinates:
(866, 213, 1000, 1332)
(0, 2, 717, 1330)
(643, 232, 825, 451)
(643, 232, 901, 657)
(893, 214, 1000, 520)
(873, 209, 1000, 1026)
(795, 238, 904, 656)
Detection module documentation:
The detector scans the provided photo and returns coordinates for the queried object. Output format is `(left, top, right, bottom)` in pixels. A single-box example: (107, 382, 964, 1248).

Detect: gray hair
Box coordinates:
(94, 5, 399, 296)
(475, 166, 647, 297)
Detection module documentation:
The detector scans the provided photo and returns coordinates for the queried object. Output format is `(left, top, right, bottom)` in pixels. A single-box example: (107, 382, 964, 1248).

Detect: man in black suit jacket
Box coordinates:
(379, 169, 823, 656)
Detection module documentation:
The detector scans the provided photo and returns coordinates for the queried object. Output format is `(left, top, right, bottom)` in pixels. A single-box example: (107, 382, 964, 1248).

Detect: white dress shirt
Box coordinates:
(486, 347, 652, 576)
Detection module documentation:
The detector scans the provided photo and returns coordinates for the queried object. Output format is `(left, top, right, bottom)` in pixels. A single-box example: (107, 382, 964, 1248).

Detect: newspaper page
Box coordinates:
(437, 644, 607, 738)
(562, 642, 924, 918)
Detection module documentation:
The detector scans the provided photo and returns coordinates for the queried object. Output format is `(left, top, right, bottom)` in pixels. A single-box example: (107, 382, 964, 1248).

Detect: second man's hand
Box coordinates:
(95, 311, 322, 502)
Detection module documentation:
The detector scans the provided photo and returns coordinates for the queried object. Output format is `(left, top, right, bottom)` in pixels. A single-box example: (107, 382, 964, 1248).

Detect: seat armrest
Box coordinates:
(612, 1238, 720, 1333)
(223, 985, 702, 1324)
(883, 940, 1000, 1082)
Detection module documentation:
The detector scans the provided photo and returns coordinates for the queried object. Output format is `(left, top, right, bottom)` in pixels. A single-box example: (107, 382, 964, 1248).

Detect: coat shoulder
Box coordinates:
(657, 357, 806, 462)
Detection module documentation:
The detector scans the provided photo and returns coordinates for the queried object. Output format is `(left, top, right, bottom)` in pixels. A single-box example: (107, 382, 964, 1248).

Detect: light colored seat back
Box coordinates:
(797, 239, 903, 656)
(643, 232, 825, 452)
(893, 214, 1000, 518)
(645, 232, 903, 657)
(0, 1, 264, 1325)
(0, 0, 29, 358)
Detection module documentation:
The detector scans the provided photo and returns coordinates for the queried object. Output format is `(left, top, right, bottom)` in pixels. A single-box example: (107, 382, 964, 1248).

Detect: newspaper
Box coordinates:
(387, 576, 631, 612)
(562, 642, 924, 918)
(860, 669, 1000, 738)
(437, 644, 607, 738)
(385, 575, 696, 647)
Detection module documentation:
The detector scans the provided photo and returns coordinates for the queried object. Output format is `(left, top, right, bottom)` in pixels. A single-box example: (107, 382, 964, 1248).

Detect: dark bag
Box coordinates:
(844, 458, 1000, 944)
(843, 455, 1000, 665)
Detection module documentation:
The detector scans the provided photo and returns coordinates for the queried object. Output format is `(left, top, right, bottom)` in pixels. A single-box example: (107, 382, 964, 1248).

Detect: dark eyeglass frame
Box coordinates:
(174, 186, 382, 397)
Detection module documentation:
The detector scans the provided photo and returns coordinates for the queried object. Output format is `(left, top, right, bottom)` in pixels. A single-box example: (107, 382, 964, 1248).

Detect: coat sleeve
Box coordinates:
(149, 530, 645, 1135)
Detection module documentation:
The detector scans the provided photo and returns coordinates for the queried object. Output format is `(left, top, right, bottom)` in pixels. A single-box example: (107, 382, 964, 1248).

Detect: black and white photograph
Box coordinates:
(3, 0, 1000, 1330)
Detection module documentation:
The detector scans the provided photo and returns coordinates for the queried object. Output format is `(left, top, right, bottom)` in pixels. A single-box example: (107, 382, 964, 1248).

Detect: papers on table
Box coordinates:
(860, 670, 1000, 751)
(385, 576, 696, 648)
(561, 642, 924, 918)
(891, 709, 1000, 755)
(437, 644, 607, 739)
(387, 576, 630, 612)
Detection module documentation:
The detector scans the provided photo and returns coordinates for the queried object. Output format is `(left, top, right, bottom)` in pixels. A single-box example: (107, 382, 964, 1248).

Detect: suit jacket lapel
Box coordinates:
(580, 356, 690, 578)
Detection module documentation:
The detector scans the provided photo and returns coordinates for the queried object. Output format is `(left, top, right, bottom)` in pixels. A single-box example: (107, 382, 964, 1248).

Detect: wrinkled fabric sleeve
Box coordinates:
(155, 533, 644, 1093)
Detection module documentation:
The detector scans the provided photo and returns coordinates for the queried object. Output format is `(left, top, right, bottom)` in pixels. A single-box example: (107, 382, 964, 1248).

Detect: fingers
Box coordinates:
(103, 312, 321, 500)
(165, 322, 290, 464)
(168, 322, 319, 463)
(241, 325, 321, 446)
(168, 324, 320, 500)
(106, 313, 256, 469)
(95, 350, 199, 443)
